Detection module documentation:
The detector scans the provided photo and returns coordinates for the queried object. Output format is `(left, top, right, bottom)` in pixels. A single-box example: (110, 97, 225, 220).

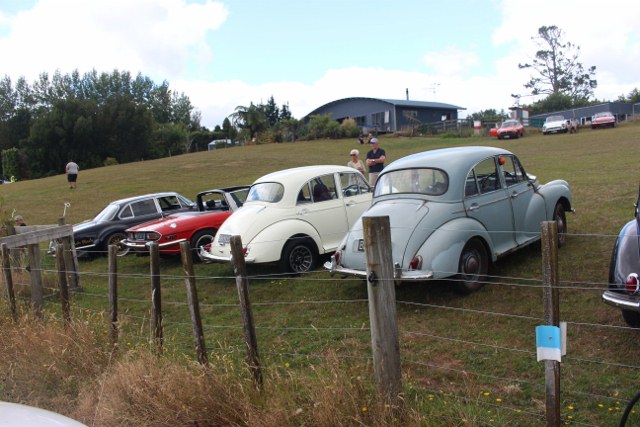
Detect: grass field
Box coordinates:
(1, 121, 640, 426)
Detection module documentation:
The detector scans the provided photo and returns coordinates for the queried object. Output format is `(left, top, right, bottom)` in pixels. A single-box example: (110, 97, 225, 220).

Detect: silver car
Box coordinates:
(326, 146, 573, 294)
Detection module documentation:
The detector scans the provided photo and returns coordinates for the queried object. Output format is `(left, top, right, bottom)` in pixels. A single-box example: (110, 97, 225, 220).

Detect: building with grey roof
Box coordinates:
(305, 97, 465, 133)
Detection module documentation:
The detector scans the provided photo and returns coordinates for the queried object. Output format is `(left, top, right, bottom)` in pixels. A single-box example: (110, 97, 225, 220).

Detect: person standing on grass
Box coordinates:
(65, 159, 79, 189)
(365, 138, 386, 187)
(347, 149, 366, 175)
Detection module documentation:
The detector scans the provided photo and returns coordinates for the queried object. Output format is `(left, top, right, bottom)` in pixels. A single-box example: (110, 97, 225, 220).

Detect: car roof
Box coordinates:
(109, 192, 185, 205)
(254, 165, 356, 185)
(380, 146, 515, 200)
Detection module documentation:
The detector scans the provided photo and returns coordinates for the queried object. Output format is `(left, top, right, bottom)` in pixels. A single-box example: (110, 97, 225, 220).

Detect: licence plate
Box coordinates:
(218, 234, 231, 245)
(357, 239, 365, 252)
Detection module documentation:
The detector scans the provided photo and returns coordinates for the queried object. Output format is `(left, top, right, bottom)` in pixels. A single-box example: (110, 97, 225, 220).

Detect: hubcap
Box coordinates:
(290, 246, 312, 272)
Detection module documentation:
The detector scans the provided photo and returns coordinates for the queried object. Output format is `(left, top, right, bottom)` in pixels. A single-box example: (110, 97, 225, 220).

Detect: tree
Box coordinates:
(229, 103, 267, 141)
(519, 25, 597, 100)
(469, 109, 508, 123)
(617, 88, 640, 104)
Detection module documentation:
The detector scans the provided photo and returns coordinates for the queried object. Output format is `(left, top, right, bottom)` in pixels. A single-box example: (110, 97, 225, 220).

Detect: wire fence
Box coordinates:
(1, 229, 638, 426)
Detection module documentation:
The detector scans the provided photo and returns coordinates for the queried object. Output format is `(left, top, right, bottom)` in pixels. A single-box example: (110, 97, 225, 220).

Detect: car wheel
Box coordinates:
(105, 232, 129, 257)
(622, 310, 640, 328)
(279, 238, 317, 274)
(190, 228, 216, 262)
(553, 203, 567, 248)
(453, 238, 488, 294)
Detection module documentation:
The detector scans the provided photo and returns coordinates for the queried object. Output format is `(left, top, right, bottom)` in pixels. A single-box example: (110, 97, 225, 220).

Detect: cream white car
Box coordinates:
(201, 165, 372, 273)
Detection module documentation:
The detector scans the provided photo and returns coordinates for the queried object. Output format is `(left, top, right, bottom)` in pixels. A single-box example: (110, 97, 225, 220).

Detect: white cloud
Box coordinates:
(0, 0, 228, 81)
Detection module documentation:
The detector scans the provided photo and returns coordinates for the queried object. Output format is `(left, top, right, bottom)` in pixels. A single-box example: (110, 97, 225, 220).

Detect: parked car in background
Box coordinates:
(201, 165, 372, 273)
(51, 192, 196, 258)
(122, 186, 249, 261)
(326, 146, 573, 294)
(496, 120, 525, 139)
(542, 115, 571, 135)
(603, 187, 640, 327)
(591, 111, 616, 129)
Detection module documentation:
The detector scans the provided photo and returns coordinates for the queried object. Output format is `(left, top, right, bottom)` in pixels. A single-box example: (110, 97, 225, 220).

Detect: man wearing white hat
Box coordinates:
(365, 138, 386, 187)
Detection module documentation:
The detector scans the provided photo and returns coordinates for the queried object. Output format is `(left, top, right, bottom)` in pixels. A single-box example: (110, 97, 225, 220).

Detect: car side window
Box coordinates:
(503, 156, 526, 187)
(465, 170, 479, 197)
(339, 172, 370, 198)
(158, 195, 182, 211)
(119, 204, 134, 219)
(473, 157, 501, 194)
(311, 174, 337, 203)
(297, 182, 312, 204)
(130, 199, 158, 216)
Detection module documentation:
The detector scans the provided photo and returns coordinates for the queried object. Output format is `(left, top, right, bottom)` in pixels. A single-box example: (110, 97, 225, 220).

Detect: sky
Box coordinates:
(1, 0, 639, 129)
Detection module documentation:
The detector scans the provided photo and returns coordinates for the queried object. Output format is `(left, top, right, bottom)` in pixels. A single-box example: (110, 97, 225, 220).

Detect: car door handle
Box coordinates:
(345, 200, 356, 207)
(467, 203, 479, 211)
(297, 209, 309, 216)
(510, 191, 519, 198)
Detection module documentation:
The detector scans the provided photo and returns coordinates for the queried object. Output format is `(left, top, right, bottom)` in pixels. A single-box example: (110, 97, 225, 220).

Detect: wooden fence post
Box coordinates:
(58, 217, 80, 289)
(363, 216, 402, 405)
(149, 242, 163, 354)
(55, 244, 71, 326)
(108, 244, 118, 346)
(230, 235, 263, 390)
(1, 243, 17, 321)
(179, 241, 208, 366)
(541, 221, 561, 427)
(27, 243, 43, 318)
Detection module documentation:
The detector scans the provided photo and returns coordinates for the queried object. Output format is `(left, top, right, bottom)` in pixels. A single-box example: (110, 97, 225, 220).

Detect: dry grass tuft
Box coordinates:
(0, 315, 112, 415)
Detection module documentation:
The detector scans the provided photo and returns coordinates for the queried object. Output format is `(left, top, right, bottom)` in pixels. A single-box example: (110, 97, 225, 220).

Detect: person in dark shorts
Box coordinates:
(65, 160, 79, 189)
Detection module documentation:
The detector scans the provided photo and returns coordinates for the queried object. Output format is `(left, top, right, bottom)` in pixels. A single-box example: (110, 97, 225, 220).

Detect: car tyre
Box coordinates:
(191, 228, 217, 263)
(279, 238, 317, 274)
(453, 238, 488, 295)
(553, 203, 568, 248)
(105, 232, 129, 257)
(621, 310, 640, 328)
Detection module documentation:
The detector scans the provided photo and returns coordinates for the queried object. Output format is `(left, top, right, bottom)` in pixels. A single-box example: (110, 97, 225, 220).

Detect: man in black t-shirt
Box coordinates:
(365, 138, 386, 187)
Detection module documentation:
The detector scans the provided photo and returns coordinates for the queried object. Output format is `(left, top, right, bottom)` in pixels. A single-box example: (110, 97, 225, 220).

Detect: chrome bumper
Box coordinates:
(602, 290, 640, 311)
(198, 247, 257, 264)
(121, 238, 187, 249)
(324, 255, 434, 281)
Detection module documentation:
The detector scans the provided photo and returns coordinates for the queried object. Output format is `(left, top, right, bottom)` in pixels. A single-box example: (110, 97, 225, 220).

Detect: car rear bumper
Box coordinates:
(198, 247, 256, 264)
(323, 255, 434, 281)
(602, 290, 640, 311)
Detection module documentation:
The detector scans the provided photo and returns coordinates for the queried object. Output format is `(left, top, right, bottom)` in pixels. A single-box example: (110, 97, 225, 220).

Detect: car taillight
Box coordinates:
(334, 250, 341, 265)
(409, 255, 422, 270)
(625, 273, 639, 295)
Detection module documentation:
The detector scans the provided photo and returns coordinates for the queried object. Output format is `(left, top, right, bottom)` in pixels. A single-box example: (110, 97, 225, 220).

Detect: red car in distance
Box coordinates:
(496, 120, 525, 139)
(591, 111, 616, 129)
(123, 186, 249, 261)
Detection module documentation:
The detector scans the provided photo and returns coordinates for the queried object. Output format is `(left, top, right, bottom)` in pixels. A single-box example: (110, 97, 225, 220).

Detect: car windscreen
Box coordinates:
(374, 168, 448, 197)
(230, 188, 250, 207)
(246, 182, 284, 203)
(92, 204, 119, 223)
(546, 116, 564, 122)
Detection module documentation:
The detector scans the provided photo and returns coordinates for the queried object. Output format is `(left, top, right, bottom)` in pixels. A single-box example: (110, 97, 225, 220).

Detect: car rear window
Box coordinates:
(375, 168, 448, 197)
(247, 182, 284, 203)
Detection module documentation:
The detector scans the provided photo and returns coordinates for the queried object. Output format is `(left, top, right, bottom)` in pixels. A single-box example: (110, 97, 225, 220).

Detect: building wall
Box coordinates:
(307, 98, 460, 132)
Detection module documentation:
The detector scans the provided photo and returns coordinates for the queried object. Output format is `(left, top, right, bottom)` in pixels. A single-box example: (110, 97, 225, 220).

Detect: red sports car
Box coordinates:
(496, 120, 524, 139)
(122, 186, 249, 261)
(591, 111, 616, 129)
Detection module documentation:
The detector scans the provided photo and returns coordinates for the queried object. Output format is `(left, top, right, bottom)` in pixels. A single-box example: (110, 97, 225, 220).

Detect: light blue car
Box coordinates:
(325, 146, 573, 294)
